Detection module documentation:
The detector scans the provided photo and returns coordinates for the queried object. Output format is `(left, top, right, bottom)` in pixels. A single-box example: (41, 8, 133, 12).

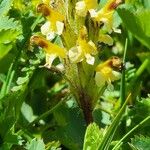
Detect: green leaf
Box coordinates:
(0, 0, 13, 17)
(16, 76, 29, 85)
(53, 98, 86, 150)
(137, 52, 150, 73)
(21, 102, 36, 123)
(0, 29, 21, 59)
(26, 138, 45, 150)
(83, 123, 103, 150)
(46, 141, 61, 150)
(130, 136, 150, 150)
(0, 17, 20, 32)
(117, 5, 150, 49)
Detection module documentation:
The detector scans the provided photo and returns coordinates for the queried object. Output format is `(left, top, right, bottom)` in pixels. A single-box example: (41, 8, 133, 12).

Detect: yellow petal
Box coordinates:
(46, 42, 66, 58)
(85, 0, 98, 9)
(30, 36, 66, 58)
(99, 34, 113, 46)
(37, 3, 64, 31)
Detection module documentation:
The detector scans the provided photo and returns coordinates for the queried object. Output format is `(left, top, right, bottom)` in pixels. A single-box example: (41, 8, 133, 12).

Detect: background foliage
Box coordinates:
(0, 0, 150, 150)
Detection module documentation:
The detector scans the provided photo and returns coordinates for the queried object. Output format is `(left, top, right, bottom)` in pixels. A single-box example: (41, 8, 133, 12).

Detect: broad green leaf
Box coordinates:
(0, 29, 21, 59)
(53, 98, 86, 150)
(130, 136, 150, 150)
(83, 123, 103, 150)
(143, 0, 150, 8)
(0, 17, 19, 32)
(0, 0, 13, 17)
(26, 138, 45, 150)
(117, 5, 150, 49)
(21, 102, 36, 123)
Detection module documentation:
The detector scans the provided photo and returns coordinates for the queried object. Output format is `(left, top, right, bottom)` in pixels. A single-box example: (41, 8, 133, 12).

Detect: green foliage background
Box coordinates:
(0, 0, 150, 150)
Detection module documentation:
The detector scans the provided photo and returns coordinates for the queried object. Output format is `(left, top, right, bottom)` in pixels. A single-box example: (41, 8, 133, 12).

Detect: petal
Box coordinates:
(41, 21, 51, 35)
(45, 53, 57, 68)
(68, 46, 83, 63)
(111, 70, 121, 81)
(107, 82, 114, 91)
(113, 28, 121, 34)
(95, 72, 106, 87)
(75, 1, 87, 17)
(88, 40, 97, 54)
(85, 0, 98, 9)
(46, 31, 56, 40)
(85, 53, 95, 65)
(89, 9, 97, 17)
(56, 21, 64, 35)
(99, 34, 113, 46)
(56, 63, 64, 71)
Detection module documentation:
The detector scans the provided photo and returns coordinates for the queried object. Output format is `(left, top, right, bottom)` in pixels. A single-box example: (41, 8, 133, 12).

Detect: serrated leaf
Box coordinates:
(83, 122, 103, 150)
(0, 0, 13, 17)
(117, 5, 150, 49)
(131, 136, 150, 150)
(26, 138, 45, 150)
(0, 17, 20, 32)
(0, 29, 21, 59)
(16, 76, 29, 85)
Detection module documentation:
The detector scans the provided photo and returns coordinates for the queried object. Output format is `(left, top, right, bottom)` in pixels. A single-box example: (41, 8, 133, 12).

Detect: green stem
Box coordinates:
(112, 116, 150, 150)
(135, 58, 149, 79)
(120, 39, 128, 105)
(27, 96, 67, 128)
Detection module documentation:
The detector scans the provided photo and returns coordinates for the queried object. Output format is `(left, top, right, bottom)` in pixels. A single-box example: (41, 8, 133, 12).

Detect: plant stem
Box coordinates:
(112, 116, 150, 150)
(27, 96, 66, 128)
(77, 63, 93, 125)
(135, 58, 149, 79)
(120, 39, 128, 105)
(79, 90, 93, 125)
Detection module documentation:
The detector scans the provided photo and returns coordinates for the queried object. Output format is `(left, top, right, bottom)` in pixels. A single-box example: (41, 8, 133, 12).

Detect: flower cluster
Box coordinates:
(30, 0, 122, 88)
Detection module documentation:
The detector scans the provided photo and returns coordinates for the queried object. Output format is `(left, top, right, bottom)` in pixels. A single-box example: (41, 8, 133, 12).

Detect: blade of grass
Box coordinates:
(0, 63, 15, 99)
(120, 38, 128, 105)
(112, 116, 150, 150)
(98, 94, 131, 150)
(98, 39, 128, 150)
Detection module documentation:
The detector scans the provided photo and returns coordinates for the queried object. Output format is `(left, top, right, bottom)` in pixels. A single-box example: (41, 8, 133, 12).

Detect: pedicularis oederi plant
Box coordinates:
(31, 0, 123, 125)
(1, 0, 150, 149)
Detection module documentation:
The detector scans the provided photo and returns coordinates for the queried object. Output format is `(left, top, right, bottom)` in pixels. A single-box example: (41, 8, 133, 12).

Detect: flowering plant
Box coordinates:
(31, 0, 123, 124)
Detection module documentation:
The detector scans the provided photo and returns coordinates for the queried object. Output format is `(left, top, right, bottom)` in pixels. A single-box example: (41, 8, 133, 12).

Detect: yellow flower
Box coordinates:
(37, 3, 65, 40)
(95, 56, 121, 87)
(99, 34, 113, 46)
(30, 35, 66, 67)
(90, 0, 122, 32)
(68, 26, 97, 65)
(75, 0, 98, 17)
